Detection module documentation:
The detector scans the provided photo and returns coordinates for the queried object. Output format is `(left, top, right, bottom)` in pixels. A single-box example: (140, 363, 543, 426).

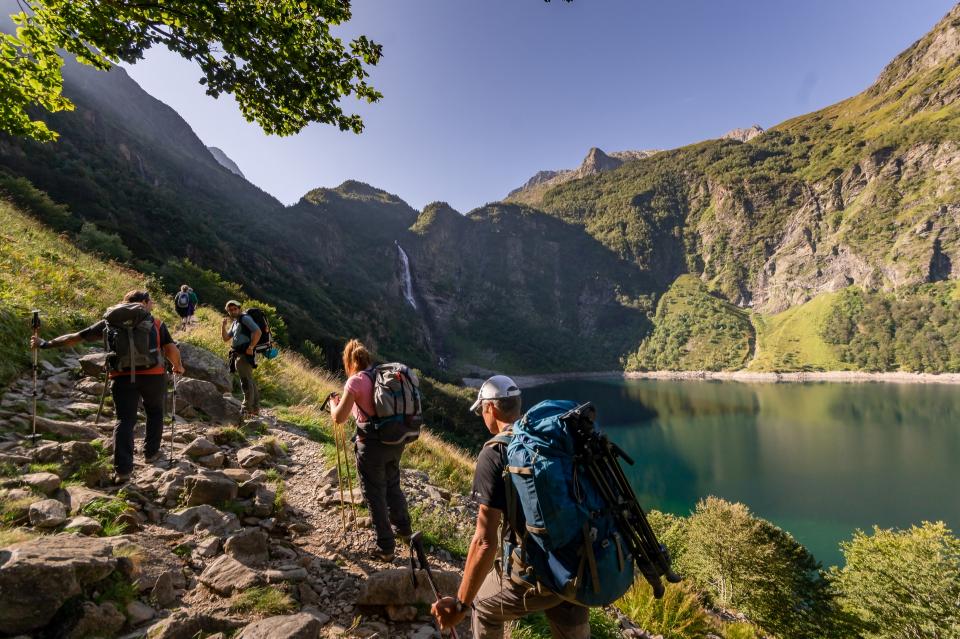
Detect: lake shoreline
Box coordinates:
(464, 370, 960, 388)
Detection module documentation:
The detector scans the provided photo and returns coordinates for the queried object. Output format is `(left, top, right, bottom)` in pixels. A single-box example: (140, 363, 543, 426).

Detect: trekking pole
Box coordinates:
(340, 420, 360, 527)
(168, 368, 178, 464)
(28, 310, 42, 444)
(93, 363, 109, 426)
(332, 419, 348, 535)
(409, 532, 459, 639)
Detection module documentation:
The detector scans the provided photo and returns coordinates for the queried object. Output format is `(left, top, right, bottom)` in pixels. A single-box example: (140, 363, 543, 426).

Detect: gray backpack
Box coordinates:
(358, 363, 423, 445)
(103, 303, 162, 380)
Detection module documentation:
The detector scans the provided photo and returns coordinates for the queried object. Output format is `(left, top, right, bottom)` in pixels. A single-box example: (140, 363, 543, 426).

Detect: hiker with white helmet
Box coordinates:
(432, 375, 590, 639)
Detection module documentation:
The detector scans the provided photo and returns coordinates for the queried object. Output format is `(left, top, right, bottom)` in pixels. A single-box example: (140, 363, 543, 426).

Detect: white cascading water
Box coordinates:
(396, 241, 418, 310)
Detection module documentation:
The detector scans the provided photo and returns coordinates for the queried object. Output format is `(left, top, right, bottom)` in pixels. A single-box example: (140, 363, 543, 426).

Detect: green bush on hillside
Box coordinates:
(831, 522, 960, 639)
(660, 497, 844, 639)
(0, 169, 77, 232)
(76, 222, 132, 263)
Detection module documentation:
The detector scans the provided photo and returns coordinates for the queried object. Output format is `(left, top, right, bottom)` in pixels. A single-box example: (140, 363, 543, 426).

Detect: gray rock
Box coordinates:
(144, 611, 243, 639)
(179, 343, 232, 393)
(126, 600, 156, 626)
(65, 486, 109, 514)
(198, 554, 260, 596)
(21, 472, 61, 495)
(28, 498, 67, 528)
(63, 515, 103, 535)
(237, 447, 269, 469)
(31, 441, 62, 463)
(0, 535, 117, 634)
(386, 604, 418, 622)
(165, 505, 240, 537)
(151, 571, 177, 608)
(410, 624, 439, 639)
(74, 377, 106, 397)
(196, 451, 225, 468)
(183, 473, 238, 506)
(264, 567, 308, 583)
(65, 601, 125, 639)
(182, 437, 220, 458)
(195, 536, 221, 558)
(223, 468, 253, 483)
(79, 352, 107, 377)
(223, 527, 269, 566)
(235, 613, 321, 639)
(28, 415, 98, 441)
(357, 569, 461, 606)
(177, 379, 240, 424)
(252, 484, 276, 517)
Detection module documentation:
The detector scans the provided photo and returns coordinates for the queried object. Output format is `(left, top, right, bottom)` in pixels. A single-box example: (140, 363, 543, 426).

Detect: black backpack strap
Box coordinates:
(486, 431, 519, 546)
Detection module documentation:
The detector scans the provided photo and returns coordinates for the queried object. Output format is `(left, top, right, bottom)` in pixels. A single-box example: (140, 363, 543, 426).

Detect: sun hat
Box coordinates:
(224, 300, 242, 310)
(470, 375, 521, 413)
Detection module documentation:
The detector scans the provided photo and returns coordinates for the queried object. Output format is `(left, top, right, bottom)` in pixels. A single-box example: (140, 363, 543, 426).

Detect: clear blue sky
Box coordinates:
(124, 0, 955, 213)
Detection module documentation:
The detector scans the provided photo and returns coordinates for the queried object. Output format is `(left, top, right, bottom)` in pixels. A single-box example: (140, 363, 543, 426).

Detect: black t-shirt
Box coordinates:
(471, 439, 525, 540)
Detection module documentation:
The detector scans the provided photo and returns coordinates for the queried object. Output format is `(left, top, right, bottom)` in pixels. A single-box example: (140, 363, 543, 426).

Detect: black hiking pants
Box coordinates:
(354, 438, 412, 553)
(111, 374, 165, 474)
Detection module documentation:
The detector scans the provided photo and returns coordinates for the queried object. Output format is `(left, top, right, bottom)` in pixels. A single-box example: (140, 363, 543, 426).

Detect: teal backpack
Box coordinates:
(492, 399, 636, 606)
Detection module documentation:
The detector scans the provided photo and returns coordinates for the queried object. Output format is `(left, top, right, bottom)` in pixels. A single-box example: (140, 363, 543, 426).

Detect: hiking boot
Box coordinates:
(112, 471, 131, 485)
(144, 451, 164, 464)
(369, 546, 394, 562)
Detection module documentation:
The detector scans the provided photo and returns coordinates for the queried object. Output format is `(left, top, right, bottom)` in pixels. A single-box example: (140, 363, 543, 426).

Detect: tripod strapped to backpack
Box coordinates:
(561, 401, 682, 597)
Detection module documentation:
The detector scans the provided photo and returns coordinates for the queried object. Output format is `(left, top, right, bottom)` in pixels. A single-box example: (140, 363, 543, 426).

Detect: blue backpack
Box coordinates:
(491, 399, 635, 606)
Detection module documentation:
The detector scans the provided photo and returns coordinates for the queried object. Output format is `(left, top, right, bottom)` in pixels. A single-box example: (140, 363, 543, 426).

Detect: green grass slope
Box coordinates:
(749, 292, 850, 372)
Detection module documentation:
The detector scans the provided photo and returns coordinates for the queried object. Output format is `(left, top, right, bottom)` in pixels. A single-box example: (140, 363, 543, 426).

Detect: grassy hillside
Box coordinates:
(748, 292, 851, 372)
(625, 275, 753, 372)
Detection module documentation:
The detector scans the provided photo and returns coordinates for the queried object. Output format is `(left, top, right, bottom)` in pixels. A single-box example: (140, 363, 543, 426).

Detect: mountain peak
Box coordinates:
(721, 125, 765, 142)
(207, 146, 245, 178)
(871, 4, 960, 95)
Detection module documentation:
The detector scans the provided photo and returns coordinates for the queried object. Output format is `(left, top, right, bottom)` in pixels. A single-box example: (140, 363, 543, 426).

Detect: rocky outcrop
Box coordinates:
(0, 535, 118, 634)
(179, 343, 232, 393)
(208, 146, 246, 179)
(236, 613, 321, 639)
(177, 378, 241, 423)
(721, 125, 764, 142)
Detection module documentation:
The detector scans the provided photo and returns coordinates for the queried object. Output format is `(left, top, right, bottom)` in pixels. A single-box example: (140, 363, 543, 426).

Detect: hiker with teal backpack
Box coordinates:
(432, 375, 680, 638)
(329, 339, 419, 562)
(30, 290, 184, 483)
(220, 300, 264, 418)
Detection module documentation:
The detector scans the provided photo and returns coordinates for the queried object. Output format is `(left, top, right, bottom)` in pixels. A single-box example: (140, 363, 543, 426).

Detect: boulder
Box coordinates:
(79, 352, 108, 377)
(65, 486, 110, 514)
(195, 536, 221, 558)
(126, 600, 156, 626)
(357, 569, 461, 606)
(223, 527, 269, 566)
(0, 535, 118, 634)
(151, 571, 178, 608)
(386, 604, 418, 622)
(28, 498, 67, 528)
(21, 472, 61, 495)
(237, 447, 269, 469)
(74, 377, 105, 397)
(63, 515, 103, 535)
(27, 415, 98, 441)
(235, 613, 321, 639)
(165, 505, 240, 537)
(223, 469, 252, 484)
(177, 379, 240, 424)
(196, 452, 225, 469)
(64, 601, 125, 639)
(182, 437, 220, 458)
(31, 441, 62, 463)
(144, 611, 243, 639)
(183, 473, 238, 506)
(198, 554, 260, 596)
(179, 343, 232, 393)
(252, 484, 276, 517)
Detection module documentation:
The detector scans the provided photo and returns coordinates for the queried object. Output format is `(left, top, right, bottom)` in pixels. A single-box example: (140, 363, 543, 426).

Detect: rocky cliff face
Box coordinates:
(721, 125, 765, 142)
(208, 147, 245, 178)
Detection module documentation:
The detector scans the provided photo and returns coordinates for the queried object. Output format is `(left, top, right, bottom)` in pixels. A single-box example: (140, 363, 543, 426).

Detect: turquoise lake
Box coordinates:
(522, 378, 960, 567)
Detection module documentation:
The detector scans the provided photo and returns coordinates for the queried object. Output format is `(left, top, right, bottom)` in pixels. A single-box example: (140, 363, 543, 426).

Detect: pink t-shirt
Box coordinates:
(345, 372, 376, 423)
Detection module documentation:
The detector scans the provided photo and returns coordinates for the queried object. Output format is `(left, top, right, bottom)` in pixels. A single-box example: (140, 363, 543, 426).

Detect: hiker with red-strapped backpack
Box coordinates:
(433, 375, 680, 639)
(30, 290, 184, 483)
(329, 339, 418, 562)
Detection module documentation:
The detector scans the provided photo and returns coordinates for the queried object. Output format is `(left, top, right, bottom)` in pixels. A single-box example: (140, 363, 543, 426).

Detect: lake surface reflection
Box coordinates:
(522, 379, 960, 566)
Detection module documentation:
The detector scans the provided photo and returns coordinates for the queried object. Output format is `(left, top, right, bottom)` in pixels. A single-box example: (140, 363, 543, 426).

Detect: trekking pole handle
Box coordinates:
(31, 309, 41, 333)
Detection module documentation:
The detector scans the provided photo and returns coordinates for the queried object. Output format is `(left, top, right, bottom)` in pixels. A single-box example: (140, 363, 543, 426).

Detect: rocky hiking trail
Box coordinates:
(0, 346, 472, 639)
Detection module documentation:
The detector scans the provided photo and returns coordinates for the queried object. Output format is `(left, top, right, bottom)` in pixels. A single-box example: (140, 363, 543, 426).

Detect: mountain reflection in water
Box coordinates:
(523, 379, 960, 566)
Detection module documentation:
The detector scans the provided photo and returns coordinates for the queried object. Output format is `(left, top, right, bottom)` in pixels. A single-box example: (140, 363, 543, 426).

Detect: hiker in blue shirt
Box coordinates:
(220, 300, 262, 417)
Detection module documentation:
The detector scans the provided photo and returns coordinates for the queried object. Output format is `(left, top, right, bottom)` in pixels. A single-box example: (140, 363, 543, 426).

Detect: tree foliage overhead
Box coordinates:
(1, 0, 382, 141)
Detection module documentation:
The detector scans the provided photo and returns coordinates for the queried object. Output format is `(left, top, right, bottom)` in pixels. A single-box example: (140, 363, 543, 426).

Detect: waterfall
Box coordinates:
(396, 241, 418, 310)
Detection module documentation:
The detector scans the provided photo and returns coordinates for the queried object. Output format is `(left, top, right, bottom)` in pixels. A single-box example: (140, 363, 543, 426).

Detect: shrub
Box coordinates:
(80, 491, 134, 536)
(831, 522, 960, 638)
(616, 581, 714, 639)
(229, 586, 296, 615)
(76, 222, 132, 263)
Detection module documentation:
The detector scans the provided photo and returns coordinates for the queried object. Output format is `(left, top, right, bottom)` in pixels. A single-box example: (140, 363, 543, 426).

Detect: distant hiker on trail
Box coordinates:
(329, 339, 414, 562)
(432, 375, 590, 639)
(30, 290, 184, 483)
(173, 284, 199, 331)
(221, 300, 261, 418)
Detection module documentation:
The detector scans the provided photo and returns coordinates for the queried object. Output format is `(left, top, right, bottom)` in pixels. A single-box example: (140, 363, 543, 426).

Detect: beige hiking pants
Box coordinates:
(471, 568, 590, 639)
